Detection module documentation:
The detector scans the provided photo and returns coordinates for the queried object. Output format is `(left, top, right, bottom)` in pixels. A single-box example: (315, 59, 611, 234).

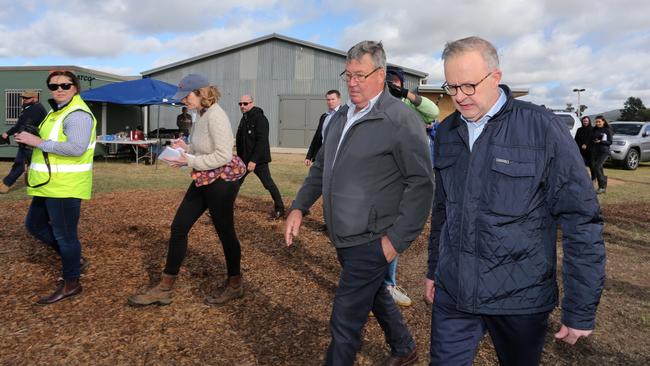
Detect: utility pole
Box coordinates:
(572, 88, 585, 118)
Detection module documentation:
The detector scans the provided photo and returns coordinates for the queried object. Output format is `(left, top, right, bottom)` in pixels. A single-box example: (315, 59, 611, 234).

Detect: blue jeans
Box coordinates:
(2, 145, 30, 186)
(25, 197, 82, 281)
(384, 256, 398, 286)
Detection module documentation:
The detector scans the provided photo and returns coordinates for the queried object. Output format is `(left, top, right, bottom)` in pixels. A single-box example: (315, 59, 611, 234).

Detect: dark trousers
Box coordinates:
(3, 146, 30, 186)
(164, 179, 241, 277)
(239, 162, 284, 211)
(25, 197, 82, 281)
(590, 151, 609, 189)
(430, 286, 549, 366)
(325, 240, 415, 366)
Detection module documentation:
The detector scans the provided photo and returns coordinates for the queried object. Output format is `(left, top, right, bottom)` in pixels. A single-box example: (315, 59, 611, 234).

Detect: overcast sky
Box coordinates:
(1, 0, 649, 114)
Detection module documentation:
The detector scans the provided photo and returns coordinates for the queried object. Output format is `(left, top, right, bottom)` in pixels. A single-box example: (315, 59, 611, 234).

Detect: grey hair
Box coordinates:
(347, 40, 386, 69)
(442, 36, 500, 71)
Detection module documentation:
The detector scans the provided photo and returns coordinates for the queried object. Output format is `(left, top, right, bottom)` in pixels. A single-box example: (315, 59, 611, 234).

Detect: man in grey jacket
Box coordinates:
(285, 41, 433, 366)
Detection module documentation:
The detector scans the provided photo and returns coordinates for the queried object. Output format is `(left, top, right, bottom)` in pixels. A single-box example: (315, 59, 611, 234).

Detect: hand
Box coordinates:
(387, 81, 408, 99)
(247, 161, 256, 172)
(163, 154, 188, 168)
(170, 138, 188, 151)
(284, 209, 303, 246)
(581, 144, 587, 150)
(14, 131, 43, 148)
(594, 139, 600, 143)
(380, 235, 398, 263)
(305, 159, 312, 167)
(554, 324, 593, 345)
(424, 278, 436, 305)
(1, 132, 7, 139)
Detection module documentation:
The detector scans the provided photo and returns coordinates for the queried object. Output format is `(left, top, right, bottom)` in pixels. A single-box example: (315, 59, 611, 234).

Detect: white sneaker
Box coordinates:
(387, 285, 412, 307)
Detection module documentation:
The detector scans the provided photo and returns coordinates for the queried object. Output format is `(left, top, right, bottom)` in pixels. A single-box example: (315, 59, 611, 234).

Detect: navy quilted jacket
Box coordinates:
(427, 86, 606, 330)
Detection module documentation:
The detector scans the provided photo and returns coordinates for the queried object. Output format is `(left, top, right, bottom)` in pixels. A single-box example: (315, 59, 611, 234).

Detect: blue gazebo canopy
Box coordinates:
(80, 78, 177, 105)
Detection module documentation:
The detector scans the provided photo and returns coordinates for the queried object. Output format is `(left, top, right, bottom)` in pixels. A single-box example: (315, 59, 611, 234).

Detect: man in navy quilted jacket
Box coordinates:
(425, 36, 606, 366)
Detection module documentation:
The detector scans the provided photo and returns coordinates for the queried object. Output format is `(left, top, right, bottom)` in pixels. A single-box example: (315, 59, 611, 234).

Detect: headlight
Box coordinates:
(613, 140, 627, 146)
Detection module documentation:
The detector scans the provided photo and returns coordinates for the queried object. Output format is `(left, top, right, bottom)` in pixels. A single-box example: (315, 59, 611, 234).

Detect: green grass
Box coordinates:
(0, 153, 311, 203)
(1, 157, 648, 205)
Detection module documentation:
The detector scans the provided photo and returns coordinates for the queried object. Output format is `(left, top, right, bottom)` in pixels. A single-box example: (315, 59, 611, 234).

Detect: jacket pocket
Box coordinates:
(435, 143, 464, 203)
(488, 153, 536, 216)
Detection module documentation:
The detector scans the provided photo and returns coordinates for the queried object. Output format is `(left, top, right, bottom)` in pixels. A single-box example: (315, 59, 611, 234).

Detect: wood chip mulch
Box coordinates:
(1, 190, 648, 365)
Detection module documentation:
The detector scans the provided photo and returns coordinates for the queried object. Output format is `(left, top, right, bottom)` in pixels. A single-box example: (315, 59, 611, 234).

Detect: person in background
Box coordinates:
(176, 106, 193, 140)
(305, 90, 342, 166)
(383, 65, 440, 308)
(0, 90, 47, 194)
(129, 74, 245, 306)
(575, 116, 593, 167)
(590, 115, 612, 194)
(15, 70, 96, 304)
(236, 94, 285, 219)
(426, 36, 605, 365)
(285, 40, 432, 366)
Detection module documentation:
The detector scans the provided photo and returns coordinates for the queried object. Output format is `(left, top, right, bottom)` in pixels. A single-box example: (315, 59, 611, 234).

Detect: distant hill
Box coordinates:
(588, 109, 621, 121)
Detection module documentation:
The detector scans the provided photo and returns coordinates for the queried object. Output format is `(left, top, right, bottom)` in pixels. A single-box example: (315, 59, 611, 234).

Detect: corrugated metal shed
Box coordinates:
(143, 33, 428, 147)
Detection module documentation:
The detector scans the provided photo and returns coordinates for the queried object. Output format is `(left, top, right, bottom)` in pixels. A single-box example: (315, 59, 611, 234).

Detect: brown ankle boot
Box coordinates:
(204, 275, 243, 305)
(128, 273, 176, 306)
(36, 279, 82, 305)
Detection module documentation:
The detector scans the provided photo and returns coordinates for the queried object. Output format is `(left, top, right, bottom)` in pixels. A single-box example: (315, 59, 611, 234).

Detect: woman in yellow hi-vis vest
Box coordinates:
(15, 70, 96, 305)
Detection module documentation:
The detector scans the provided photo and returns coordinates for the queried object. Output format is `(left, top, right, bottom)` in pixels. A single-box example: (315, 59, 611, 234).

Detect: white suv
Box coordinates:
(553, 112, 581, 138)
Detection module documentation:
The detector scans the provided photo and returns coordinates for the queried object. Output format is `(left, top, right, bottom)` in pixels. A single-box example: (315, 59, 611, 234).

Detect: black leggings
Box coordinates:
(590, 150, 609, 189)
(164, 179, 241, 277)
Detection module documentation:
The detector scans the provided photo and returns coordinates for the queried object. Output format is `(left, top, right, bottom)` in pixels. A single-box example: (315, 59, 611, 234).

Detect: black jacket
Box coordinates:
(429, 85, 605, 329)
(574, 125, 593, 153)
(305, 113, 327, 161)
(6, 102, 48, 136)
(236, 106, 271, 164)
(590, 127, 612, 155)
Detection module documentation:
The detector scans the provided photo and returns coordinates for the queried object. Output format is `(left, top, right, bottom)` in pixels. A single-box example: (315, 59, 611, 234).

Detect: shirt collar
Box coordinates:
(345, 91, 382, 116)
(329, 105, 341, 114)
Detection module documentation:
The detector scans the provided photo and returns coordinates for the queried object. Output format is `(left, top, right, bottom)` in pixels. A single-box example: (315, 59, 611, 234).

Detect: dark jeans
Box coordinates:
(429, 286, 549, 366)
(25, 197, 82, 281)
(239, 162, 284, 211)
(164, 179, 241, 277)
(3, 146, 30, 186)
(590, 151, 609, 189)
(325, 240, 415, 366)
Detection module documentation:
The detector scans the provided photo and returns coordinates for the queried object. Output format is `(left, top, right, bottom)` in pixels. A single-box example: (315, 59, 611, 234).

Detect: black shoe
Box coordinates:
(381, 348, 418, 366)
(270, 209, 285, 220)
(36, 279, 82, 305)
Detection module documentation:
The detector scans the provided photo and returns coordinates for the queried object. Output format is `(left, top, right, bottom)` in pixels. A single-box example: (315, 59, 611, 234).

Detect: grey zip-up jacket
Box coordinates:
(291, 89, 433, 252)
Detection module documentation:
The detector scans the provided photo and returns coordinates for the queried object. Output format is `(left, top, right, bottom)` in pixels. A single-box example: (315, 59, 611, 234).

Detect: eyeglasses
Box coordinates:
(340, 66, 381, 83)
(21, 96, 34, 100)
(238, 102, 251, 106)
(442, 72, 492, 96)
(47, 83, 74, 91)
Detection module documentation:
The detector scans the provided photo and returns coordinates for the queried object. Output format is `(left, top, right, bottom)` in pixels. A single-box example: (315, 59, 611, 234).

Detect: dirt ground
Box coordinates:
(0, 191, 648, 365)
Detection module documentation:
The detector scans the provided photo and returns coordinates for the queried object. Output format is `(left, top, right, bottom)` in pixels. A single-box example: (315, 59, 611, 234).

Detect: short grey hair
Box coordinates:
(347, 40, 386, 69)
(442, 36, 500, 71)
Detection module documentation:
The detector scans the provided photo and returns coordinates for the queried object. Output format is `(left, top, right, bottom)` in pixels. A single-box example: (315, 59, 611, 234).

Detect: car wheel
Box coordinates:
(623, 148, 640, 170)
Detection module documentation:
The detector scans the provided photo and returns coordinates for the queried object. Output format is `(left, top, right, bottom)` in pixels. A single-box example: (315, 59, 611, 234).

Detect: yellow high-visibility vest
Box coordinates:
(27, 95, 96, 200)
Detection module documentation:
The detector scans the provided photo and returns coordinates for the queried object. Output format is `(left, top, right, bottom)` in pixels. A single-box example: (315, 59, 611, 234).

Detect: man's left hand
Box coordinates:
(247, 161, 256, 172)
(380, 236, 398, 263)
(554, 324, 593, 345)
(14, 131, 43, 148)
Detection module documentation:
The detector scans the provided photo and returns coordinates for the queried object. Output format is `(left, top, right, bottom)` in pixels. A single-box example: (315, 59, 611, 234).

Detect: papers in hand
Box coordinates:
(158, 146, 184, 164)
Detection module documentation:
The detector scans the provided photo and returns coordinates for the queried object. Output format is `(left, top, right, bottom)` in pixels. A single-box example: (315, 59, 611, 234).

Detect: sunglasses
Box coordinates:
(47, 83, 74, 91)
(238, 102, 250, 106)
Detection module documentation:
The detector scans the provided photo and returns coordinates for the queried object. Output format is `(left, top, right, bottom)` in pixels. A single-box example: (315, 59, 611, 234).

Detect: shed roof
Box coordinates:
(141, 33, 428, 79)
(0, 65, 134, 81)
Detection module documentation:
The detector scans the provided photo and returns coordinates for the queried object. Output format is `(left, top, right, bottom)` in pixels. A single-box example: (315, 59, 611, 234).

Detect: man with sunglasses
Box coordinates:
(0, 90, 47, 193)
(425, 36, 605, 365)
(236, 95, 285, 219)
(286, 40, 432, 366)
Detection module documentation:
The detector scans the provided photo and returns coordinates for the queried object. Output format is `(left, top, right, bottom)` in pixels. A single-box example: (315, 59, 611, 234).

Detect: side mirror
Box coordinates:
(643, 132, 649, 138)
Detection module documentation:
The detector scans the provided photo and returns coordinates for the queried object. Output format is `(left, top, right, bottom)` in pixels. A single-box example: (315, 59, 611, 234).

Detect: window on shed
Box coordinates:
(4, 89, 42, 125)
